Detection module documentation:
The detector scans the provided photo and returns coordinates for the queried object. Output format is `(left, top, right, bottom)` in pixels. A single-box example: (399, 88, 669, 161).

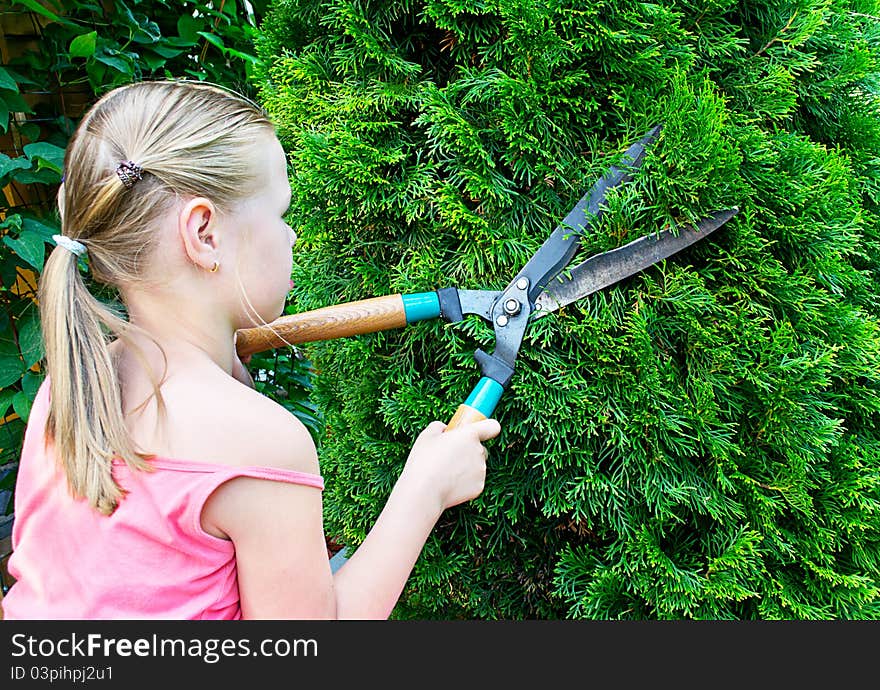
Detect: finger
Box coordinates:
(471, 418, 501, 442)
(420, 420, 448, 437)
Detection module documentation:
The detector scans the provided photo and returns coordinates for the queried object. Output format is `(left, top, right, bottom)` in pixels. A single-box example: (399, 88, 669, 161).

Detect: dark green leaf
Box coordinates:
(0, 389, 17, 420)
(21, 216, 59, 242)
(12, 0, 76, 25)
(0, 67, 18, 93)
(8, 168, 60, 185)
(177, 14, 204, 43)
(130, 15, 162, 44)
(18, 310, 43, 370)
(21, 370, 44, 399)
(12, 391, 32, 423)
(0, 214, 22, 233)
(17, 122, 41, 141)
(0, 89, 34, 115)
(95, 52, 133, 75)
(0, 153, 32, 181)
(197, 31, 226, 51)
(0, 337, 24, 389)
(223, 48, 262, 65)
(148, 43, 187, 59)
(3, 231, 46, 271)
(23, 142, 65, 174)
(140, 51, 168, 71)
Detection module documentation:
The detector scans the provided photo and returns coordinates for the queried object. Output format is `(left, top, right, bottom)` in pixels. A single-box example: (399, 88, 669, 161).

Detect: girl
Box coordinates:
(1, 80, 500, 620)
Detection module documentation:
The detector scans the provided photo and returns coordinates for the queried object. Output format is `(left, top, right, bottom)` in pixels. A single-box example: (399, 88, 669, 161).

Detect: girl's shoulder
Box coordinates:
(129, 361, 319, 477)
(207, 373, 319, 475)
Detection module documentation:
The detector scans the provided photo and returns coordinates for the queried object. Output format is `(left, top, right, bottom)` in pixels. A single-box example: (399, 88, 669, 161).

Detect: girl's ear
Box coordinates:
(178, 197, 220, 271)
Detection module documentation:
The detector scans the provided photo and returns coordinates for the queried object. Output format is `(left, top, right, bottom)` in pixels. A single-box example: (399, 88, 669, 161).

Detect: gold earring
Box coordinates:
(210, 261, 219, 273)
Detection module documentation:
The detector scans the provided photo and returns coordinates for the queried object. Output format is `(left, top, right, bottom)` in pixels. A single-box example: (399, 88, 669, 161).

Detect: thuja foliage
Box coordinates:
(254, 0, 880, 619)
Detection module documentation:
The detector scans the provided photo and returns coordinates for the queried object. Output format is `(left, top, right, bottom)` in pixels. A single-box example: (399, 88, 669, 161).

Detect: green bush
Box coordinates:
(255, 0, 880, 618)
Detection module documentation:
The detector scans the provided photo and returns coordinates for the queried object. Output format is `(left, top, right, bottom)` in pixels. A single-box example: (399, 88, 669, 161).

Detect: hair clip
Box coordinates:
(116, 160, 144, 189)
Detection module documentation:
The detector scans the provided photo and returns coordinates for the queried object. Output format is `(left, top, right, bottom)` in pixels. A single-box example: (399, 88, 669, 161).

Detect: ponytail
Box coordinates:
(39, 246, 152, 515)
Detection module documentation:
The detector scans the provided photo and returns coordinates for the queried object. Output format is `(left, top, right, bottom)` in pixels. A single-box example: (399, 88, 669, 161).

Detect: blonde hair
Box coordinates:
(39, 79, 276, 515)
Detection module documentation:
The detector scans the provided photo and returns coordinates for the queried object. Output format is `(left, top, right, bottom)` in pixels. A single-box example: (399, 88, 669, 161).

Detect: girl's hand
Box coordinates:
(401, 418, 501, 514)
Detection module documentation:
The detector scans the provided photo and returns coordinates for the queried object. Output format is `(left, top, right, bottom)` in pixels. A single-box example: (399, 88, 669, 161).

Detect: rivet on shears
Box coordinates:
(496, 315, 509, 327)
(516, 277, 529, 290)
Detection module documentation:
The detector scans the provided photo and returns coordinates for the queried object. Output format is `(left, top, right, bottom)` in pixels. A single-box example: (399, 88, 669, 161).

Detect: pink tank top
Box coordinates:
(1, 377, 324, 620)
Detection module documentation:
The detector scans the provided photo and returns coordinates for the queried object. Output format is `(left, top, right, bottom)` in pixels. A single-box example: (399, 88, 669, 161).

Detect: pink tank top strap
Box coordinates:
(211, 464, 325, 490)
(146, 459, 325, 546)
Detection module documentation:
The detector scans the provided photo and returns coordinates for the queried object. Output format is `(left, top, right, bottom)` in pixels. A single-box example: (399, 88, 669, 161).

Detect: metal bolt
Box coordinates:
(516, 277, 529, 290)
(504, 298, 521, 316)
(496, 314, 509, 327)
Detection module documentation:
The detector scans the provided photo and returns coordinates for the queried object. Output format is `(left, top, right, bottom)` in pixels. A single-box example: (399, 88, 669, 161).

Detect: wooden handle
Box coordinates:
(236, 294, 407, 357)
(446, 404, 488, 431)
(444, 377, 504, 432)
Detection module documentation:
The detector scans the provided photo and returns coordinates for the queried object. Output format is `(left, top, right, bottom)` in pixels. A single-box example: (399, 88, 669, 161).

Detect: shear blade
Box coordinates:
(533, 207, 739, 316)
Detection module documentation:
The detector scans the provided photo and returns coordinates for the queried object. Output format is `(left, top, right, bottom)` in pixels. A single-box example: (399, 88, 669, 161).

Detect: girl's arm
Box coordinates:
(204, 406, 499, 619)
(331, 420, 497, 618)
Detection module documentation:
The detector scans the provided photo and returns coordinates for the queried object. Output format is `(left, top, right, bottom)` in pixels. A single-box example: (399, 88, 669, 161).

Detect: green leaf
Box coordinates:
(12, 391, 32, 423)
(224, 48, 262, 66)
(0, 67, 18, 92)
(95, 52, 133, 74)
(21, 216, 59, 241)
(177, 14, 204, 43)
(3, 231, 46, 271)
(12, 0, 76, 25)
(197, 31, 226, 51)
(0, 66, 37, 88)
(0, 214, 22, 233)
(148, 43, 187, 59)
(0, 153, 32, 181)
(163, 35, 199, 48)
(23, 141, 65, 174)
(0, 338, 24, 389)
(18, 310, 44, 370)
(69, 31, 98, 59)
(0, 89, 34, 115)
(0, 389, 17, 419)
(131, 15, 162, 44)
(8, 168, 60, 185)
(21, 370, 44, 399)
(17, 122, 41, 141)
(140, 51, 167, 71)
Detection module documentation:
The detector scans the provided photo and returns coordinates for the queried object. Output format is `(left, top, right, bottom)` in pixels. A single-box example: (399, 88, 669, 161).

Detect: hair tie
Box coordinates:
(52, 234, 88, 257)
(116, 160, 144, 189)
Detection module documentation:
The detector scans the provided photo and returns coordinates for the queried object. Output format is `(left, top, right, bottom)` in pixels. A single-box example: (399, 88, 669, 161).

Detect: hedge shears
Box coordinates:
(235, 125, 739, 429)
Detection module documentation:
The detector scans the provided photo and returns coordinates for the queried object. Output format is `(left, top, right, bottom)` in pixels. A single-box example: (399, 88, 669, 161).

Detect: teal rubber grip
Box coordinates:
(464, 377, 505, 418)
(402, 292, 441, 323)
